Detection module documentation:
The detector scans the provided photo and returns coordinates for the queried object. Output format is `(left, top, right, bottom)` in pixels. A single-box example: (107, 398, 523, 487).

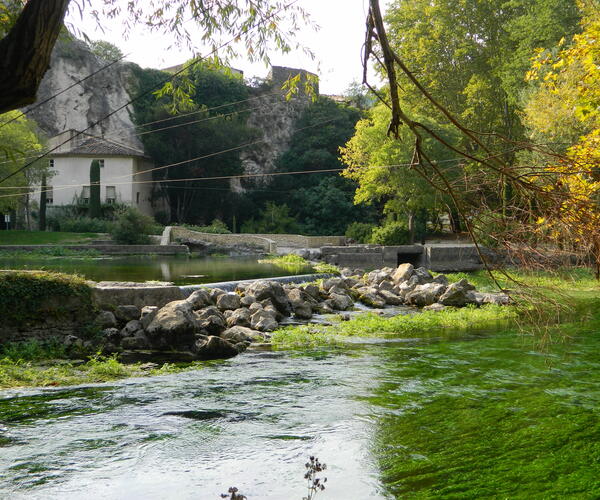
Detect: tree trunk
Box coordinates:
(0, 0, 71, 114)
(407, 212, 415, 244)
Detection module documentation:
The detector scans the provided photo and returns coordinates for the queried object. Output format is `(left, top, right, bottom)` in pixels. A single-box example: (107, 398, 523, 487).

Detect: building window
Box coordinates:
(136, 192, 140, 204)
(48, 159, 54, 169)
(98, 159, 105, 168)
(46, 186, 53, 205)
(106, 186, 116, 204)
(82, 186, 90, 204)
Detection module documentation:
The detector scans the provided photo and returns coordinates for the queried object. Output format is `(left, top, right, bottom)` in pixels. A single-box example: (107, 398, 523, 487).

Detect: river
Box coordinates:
(0, 327, 599, 499)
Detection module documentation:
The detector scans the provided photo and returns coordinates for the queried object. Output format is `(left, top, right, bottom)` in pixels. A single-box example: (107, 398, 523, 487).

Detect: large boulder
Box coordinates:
(357, 287, 386, 308)
(146, 300, 202, 349)
(328, 292, 353, 311)
(392, 263, 414, 284)
(405, 283, 447, 307)
(250, 309, 279, 332)
(114, 305, 141, 323)
(378, 289, 404, 306)
(245, 280, 291, 315)
(302, 283, 321, 300)
(221, 326, 266, 344)
(140, 306, 158, 329)
(186, 288, 211, 309)
(216, 293, 242, 311)
(438, 279, 477, 307)
(196, 306, 227, 335)
(95, 311, 117, 329)
(193, 336, 239, 360)
(286, 288, 313, 319)
(471, 291, 511, 306)
(322, 277, 347, 292)
(226, 308, 252, 328)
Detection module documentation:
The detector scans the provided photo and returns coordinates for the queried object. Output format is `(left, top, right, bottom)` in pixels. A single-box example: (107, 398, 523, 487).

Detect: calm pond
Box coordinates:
(0, 327, 599, 498)
(0, 255, 313, 285)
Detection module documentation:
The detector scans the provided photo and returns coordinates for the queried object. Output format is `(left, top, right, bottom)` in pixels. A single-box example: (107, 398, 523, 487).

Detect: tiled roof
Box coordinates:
(54, 136, 146, 157)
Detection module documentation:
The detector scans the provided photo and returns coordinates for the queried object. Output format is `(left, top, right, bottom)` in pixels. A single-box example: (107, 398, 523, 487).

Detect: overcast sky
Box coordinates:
(66, 0, 385, 95)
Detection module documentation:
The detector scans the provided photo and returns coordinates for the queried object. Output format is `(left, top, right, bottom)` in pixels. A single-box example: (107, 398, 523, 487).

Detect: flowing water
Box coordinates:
(0, 256, 313, 285)
(1, 328, 599, 499)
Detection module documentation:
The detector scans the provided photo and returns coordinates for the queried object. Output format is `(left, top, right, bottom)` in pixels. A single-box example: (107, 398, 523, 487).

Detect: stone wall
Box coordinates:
(170, 227, 276, 252)
(322, 244, 485, 272)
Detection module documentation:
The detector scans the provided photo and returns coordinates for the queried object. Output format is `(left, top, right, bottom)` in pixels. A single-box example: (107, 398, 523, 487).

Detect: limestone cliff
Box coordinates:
(23, 38, 142, 150)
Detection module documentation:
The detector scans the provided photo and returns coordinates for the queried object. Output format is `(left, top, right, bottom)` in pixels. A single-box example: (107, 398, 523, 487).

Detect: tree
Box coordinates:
(131, 62, 257, 224)
(89, 40, 123, 61)
(244, 96, 373, 235)
(89, 159, 101, 218)
(0, 0, 310, 115)
(340, 103, 459, 239)
(0, 111, 46, 217)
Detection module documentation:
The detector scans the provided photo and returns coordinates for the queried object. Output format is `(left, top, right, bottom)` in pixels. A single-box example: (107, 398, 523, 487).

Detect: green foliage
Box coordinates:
(244, 97, 374, 236)
(272, 304, 517, 347)
(180, 219, 231, 234)
(48, 216, 115, 233)
(0, 271, 94, 327)
(0, 230, 100, 244)
(241, 202, 300, 234)
(0, 112, 46, 213)
(88, 40, 124, 61)
(370, 221, 410, 245)
(313, 262, 341, 275)
(89, 160, 101, 219)
(131, 63, 256, 225)
(345, 222, 375, 243)
(110, 207, 157, 245)
(259, 254, 312, 272)
(0, 339, 68, 362)
(0, 247, 101, 259)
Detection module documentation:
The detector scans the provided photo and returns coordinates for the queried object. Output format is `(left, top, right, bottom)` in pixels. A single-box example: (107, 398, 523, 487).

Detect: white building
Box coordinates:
(42, 130, 159, 217)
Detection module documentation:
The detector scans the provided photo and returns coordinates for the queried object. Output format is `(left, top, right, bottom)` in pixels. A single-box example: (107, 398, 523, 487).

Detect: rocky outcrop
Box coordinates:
(23, 39, 142, 148)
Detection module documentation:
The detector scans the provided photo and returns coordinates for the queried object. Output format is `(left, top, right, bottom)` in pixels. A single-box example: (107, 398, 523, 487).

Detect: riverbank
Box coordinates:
(1, 267, 598, 389)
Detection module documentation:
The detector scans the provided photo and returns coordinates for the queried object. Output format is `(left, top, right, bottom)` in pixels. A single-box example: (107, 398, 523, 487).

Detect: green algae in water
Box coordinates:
(367, 331, 600, 498)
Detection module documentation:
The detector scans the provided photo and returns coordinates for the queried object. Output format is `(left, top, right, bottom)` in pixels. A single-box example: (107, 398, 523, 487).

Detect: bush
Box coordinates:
(370, 222, 411, 245)
(345, 222, 375, 243)
(48, 216, 115, 233)
(110, 207, 157, 244)
(181, 219, 231, 234)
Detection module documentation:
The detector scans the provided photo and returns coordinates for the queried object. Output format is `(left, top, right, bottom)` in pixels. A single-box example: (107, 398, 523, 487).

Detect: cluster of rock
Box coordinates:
(93, 263, 509, 361)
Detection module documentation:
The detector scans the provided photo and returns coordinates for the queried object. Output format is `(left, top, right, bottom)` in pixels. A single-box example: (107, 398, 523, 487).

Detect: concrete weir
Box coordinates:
(92, 273, 333, 308)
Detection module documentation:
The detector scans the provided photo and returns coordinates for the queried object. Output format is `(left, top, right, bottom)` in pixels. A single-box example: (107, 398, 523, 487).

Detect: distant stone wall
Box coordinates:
(252, 234, 345, 249)
(167, 227, 344, 251)
(321, 244, 487, 272)
(170, 227, 276, 253)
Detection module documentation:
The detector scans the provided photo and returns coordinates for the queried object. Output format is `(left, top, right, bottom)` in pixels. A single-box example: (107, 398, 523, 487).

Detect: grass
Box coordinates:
(271, 304, 517, 347)
(259, 254, 311, 271)
(0, 247, 101, 259)
(273, 267, 600, 348)
(0, 230, 101, 245)
(0, 356, 204, 388)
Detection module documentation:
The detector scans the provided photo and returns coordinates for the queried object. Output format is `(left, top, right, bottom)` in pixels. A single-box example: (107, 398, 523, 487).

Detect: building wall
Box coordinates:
(132, 158, 154, 216)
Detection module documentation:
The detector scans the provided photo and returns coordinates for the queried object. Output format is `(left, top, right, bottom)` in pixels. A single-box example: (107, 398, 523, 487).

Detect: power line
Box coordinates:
(0, 0, 301, 185)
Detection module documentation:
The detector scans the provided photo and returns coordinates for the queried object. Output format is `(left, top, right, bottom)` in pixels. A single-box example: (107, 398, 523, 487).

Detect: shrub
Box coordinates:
(110, 207, 157, 244)
(181, 219, 231, 234)
(345, 222, 375, 243)
(370, 222, 411, 245)
(49, 216, 115, 233)
(0, 271, 94, 327)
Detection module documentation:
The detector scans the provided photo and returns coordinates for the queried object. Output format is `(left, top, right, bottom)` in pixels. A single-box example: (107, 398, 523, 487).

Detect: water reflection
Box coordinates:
(0, 255, 314, 285)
